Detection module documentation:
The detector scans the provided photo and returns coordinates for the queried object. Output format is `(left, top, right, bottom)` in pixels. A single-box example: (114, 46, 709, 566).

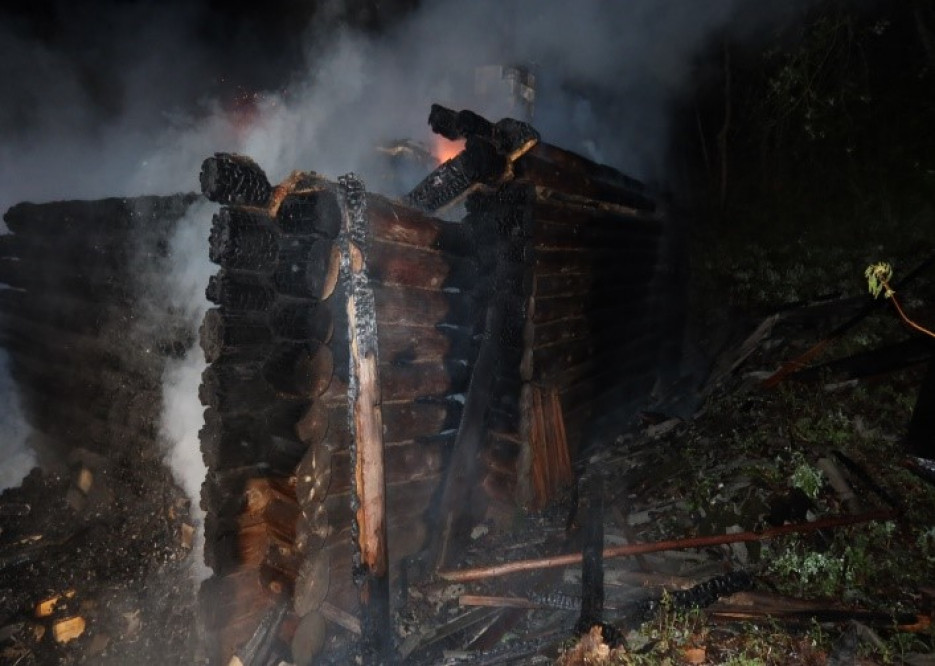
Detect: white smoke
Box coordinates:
(156, 199, 215, 581)
(0, 346, 35, 491)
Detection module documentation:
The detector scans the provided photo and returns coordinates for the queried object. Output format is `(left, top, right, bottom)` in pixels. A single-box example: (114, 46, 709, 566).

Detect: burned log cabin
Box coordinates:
(0, 105, 678, 664)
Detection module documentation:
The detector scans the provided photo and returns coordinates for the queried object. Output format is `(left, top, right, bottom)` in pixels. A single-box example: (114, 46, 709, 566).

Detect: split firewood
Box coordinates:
(52, 616, 86, 643)
(35, 590, 76, 618)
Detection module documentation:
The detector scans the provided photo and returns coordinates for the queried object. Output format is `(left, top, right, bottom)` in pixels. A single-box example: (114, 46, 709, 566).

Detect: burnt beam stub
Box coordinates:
(428, 103, 540, 156)
(402, 136, 505, 213)
(200, 152, 273, 207)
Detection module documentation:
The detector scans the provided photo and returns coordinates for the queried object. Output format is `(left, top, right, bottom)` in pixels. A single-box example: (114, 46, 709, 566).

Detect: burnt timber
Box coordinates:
(0, 107, 673, 664)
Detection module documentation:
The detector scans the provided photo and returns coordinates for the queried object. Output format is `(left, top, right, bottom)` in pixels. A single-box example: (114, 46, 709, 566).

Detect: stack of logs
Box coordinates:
(0, 195, 198, 461)
(196, 154, 485, 664)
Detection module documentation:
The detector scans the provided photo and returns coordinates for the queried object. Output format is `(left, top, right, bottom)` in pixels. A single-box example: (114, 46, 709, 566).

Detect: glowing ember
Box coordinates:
(433, 136, 466, 164)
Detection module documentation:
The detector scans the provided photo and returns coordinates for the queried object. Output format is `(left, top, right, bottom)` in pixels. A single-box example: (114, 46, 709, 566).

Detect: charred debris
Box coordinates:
(2, 104, 935, 665)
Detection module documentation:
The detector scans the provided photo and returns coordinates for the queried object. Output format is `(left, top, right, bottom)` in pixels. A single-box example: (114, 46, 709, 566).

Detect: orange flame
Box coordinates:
(433, 136, 466, 164)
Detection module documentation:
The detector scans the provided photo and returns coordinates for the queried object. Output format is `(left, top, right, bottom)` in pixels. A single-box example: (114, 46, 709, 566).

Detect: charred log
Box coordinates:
(275, 189, 342, 238)
(200, 153, 273, 207)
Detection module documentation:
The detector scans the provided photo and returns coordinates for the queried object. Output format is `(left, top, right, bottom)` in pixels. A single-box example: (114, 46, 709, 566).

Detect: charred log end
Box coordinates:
(276, 190, 342, 238)
(200, 153, 273, 207)
(428, 104, 462, 140)
(209, 208, 279, 270)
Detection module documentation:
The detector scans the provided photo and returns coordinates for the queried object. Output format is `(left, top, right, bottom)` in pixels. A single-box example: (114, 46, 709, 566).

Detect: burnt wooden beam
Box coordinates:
(439, 507, 898, 583)
(575, 474, 606, 637)
(403, 136, 506, 213)
(337, 173, 392, 663)
(427, 104, 540, 157)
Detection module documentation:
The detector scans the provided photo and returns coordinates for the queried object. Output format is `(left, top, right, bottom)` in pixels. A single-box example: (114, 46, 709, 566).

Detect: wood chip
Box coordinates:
(76, 467, 93, 494)
(52, 616, 86, 643)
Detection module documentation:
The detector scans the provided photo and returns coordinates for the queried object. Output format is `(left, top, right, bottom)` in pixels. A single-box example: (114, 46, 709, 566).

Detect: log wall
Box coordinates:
(0, 195, 199, 463)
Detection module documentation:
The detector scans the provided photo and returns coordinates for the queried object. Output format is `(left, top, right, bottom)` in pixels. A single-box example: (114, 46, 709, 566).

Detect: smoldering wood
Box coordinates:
(429, 104, 495, 142)
(427, 104, 540, 156)
(403, 136, 506, 213)
(274, 189, 341, 237)
(200, 153, 273, 207)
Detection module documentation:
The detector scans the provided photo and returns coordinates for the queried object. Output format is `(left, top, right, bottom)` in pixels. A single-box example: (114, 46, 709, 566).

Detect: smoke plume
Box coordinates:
(0, 0, 809, 540)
